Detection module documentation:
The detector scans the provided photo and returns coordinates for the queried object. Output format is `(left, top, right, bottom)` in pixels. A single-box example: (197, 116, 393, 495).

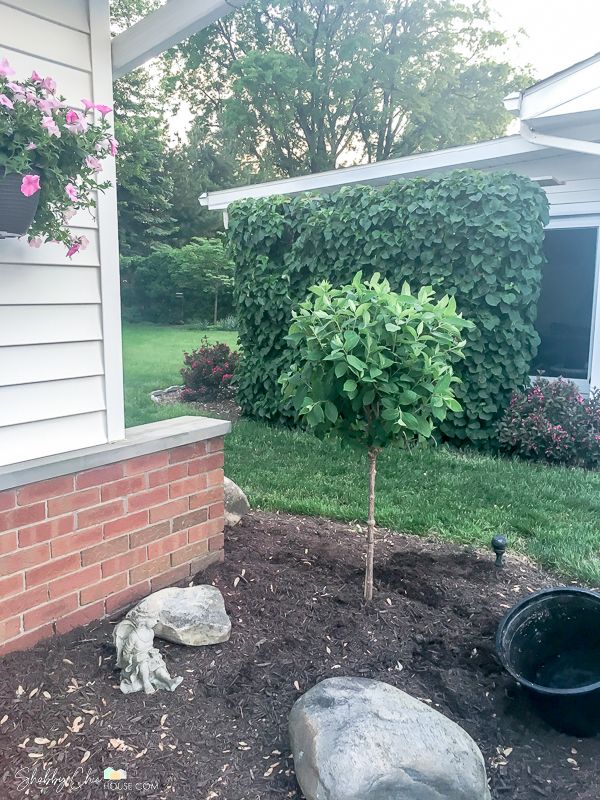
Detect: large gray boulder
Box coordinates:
(224, 476, 250, 526)
(289, 677, 491, 800)
(131, 585, 231, 646)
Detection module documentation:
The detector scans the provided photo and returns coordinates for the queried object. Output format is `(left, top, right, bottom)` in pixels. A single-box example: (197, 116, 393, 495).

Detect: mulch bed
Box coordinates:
(152, 389, 240, 423)
(1, 511, 598, 799)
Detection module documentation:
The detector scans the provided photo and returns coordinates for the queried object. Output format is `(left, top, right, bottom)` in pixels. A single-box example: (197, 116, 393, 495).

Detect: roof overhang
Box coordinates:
(112, 0, 249, 80)
(200, 136, 550, 210)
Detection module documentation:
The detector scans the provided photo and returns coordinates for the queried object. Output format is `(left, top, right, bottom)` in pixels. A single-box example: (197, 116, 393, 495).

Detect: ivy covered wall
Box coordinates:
(229, 170, 549, 446)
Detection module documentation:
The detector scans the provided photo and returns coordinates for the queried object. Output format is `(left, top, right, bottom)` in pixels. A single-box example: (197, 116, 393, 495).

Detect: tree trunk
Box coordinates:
(364, 447, 380, 602)
(213, 287, 218, 325)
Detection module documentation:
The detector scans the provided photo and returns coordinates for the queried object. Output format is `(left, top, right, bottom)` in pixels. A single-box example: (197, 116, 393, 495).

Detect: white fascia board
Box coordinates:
(201, 136, 547, 210)
(112, 0, 249, 79)
(520, 55, 600, 121)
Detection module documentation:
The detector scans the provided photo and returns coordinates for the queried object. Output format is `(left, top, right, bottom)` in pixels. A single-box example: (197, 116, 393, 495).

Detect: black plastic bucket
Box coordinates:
(496, 587, 600, 737)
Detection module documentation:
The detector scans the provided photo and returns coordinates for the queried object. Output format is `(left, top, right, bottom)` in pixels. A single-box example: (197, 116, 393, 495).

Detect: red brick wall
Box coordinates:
(0, 436, 226, 656)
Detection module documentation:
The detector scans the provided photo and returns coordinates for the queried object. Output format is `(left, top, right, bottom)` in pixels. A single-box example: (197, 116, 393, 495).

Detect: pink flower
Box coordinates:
(95, 104, 112, 117)
(63, 206, 77, 223)
(65, 182, 78, 202)
(108, 136, 118, 156)
(65, 109, 79, 124)
(37, 98, 55, 114)
(79, 235, 90, 251)
(0, 94, 14, 109)
(81, 99, 95, 112)
(66, 242, 80, 259)
(21, 174, 41, 196)
(31, 71, 42, 82)
(6, 82, 24, 93)
(41, 115, 61, 137)
(85, 155, 102, 173)
(28, 237, 43, 248)
(42, 76, 56, 94)
(26, 142, 36, 150)
(0, 58, 15, 76)
(64, 111, 88, 134)
(26, 91, 37, 107)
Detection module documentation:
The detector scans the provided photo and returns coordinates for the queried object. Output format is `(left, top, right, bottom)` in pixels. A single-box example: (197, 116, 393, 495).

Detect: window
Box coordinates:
(531, 226, 599, 382)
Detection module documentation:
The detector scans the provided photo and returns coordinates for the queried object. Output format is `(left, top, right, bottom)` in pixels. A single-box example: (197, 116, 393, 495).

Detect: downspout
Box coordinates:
(519, 120, 600, 157)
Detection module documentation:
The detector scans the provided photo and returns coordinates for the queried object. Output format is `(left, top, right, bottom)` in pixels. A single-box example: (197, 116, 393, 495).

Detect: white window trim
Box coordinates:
(530, 216, 600, 395)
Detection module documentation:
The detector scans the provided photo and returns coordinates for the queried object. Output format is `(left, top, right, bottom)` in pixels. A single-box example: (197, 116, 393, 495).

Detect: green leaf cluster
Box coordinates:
(279, 273, 472, 449)
(229, 169, 549, 446)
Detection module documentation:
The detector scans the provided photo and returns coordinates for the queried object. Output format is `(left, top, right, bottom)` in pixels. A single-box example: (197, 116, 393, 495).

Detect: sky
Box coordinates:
(486, 0, 599, 81)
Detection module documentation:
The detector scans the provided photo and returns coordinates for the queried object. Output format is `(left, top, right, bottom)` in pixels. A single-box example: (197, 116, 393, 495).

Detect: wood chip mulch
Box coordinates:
(0, 511, 598, 799)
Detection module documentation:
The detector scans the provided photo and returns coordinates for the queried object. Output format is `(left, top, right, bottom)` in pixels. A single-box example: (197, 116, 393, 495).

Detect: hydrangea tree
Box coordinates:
(280, 272, 474, 601)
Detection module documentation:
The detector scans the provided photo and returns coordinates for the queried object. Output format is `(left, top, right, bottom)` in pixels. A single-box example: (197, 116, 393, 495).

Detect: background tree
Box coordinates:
(111, 0, 177, 256)
(120, 238, 235, 324)
(280, 273, 473, 600)
(166, 0, 531, 178)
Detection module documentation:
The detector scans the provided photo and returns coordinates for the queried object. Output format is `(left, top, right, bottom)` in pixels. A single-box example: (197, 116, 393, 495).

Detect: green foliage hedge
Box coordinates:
(229, 170, 549, 446)
(120, 238, 234, 325)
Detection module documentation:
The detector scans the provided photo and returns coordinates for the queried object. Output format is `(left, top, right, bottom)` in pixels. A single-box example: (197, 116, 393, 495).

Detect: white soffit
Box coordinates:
(200, 136, 551, 210)
(112, 0, 250, 79)
(520, 52, 600, 122)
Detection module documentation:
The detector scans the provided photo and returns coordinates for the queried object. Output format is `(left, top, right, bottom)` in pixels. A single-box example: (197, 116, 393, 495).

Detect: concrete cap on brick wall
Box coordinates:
(0, 417, 231, 492)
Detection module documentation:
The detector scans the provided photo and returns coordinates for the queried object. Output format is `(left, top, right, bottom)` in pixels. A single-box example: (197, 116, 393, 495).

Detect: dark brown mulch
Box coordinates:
(152, 388, 240, 423)
(184, 398, 240, 423)
(1, 512, 598, 800)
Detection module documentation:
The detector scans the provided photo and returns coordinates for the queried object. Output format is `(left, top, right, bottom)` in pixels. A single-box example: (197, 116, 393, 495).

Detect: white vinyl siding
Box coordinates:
(0, 341, 104, 387)
(0, 0, 124, 468)
(0, 412, 108, 466)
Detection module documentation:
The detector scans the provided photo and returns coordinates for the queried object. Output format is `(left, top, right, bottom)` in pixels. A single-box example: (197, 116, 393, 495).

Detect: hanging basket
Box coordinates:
(0, 168, 42, 239)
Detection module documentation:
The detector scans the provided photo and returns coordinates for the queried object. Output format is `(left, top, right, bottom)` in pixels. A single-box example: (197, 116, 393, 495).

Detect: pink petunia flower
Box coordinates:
(37, 98, 55, 115)
(66, 242, 80, 259)
(95, 104, 112, 117)
(6, 82, 24, 93)
(63, 206, 77, 223)
(41, 115, 61, 137)
(42, 76, 56, 94)
(26, 142, 37, 150)
(65, 182, 78, 202)
(0, 58, 15, 76)
(26, 91, 37, 107)
(81, 99, 95, 112)
(31, 71, 42, 82)
(28, 237, 43, 248)
(85, 155, 102, 173)
(0, 94, 14, 109)
(65, 109, 79, 124)
(108, 136, 118, 156)
(79, 235, 90, 251)
(64, 111, 88, 134)
(21, 174, 41, 196)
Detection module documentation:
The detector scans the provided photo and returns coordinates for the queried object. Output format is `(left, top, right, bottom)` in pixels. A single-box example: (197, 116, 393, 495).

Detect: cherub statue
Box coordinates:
(113, 608, 183, 694)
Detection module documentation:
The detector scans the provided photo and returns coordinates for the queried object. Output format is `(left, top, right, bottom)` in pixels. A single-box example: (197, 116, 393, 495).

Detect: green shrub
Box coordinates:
(180, 338, 240, 402)
(280, 273, 473, 599)
(120, 238, 234, 324)
(496, 377, 600, 468)
(229, 170, 549, 447)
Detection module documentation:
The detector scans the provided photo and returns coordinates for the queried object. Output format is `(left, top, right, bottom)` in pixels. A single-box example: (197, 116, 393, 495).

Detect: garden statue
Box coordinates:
(113, 609, 183, 695)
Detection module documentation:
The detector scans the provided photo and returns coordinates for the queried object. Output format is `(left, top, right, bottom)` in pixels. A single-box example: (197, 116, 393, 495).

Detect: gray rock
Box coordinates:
(224, 476, 250, 526)
(289, 677, 491, 800)
(150, 386, 183, 405)
(131, 585, 231, 646)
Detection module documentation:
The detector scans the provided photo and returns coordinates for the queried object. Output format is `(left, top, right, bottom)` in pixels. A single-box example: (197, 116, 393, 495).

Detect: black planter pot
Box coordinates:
(0, 168, 42, 238)
(497, 587, 600, 737)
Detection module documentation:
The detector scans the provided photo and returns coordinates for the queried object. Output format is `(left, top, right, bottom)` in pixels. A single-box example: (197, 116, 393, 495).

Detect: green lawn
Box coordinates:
(122, 322, 239, 428)
(123, 323, 600, 586)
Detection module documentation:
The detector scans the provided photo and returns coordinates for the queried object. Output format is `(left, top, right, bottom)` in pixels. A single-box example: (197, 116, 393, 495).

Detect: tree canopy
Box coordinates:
(166, 0, 531, 178)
